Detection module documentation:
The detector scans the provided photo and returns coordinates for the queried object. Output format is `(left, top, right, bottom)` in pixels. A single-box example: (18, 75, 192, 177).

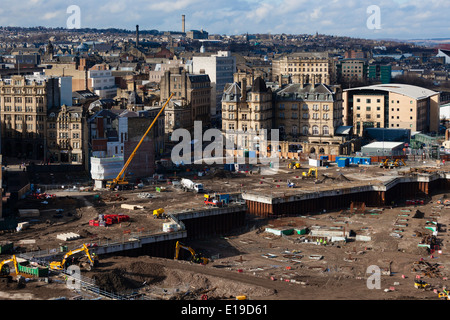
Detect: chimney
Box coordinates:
(136, 25, 140, 48)
(182, 15, 185, 33)
(241, 78, 247, 102)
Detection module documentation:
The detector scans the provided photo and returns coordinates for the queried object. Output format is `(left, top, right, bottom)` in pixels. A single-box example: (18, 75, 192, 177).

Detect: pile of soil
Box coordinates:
(91, 261, 167, 293)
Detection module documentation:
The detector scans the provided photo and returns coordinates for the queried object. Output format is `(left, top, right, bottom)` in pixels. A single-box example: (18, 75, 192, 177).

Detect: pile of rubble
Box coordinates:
(411, 260, 443, 278)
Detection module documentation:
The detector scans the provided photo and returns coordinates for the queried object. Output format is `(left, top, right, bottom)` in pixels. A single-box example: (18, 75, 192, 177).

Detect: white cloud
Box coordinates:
(0, 0, 446, 39)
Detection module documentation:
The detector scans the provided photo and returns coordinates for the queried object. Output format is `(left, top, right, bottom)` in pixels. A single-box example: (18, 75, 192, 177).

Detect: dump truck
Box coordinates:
(181, 178, 204, 193)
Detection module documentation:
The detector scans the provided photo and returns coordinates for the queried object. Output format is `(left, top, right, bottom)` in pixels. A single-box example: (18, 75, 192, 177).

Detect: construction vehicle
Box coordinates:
(106, 93, 174, 190)
(181, 178, 204, 193)
(204, 193, 229, 207)
(379, 159, 390, 168)
(0, 255, 19, 277)
(89, 214, 130, 226)
(288, 162, 300, 169)
(302, 167, 318, 179)
(174, 241, 209, 264)
(439, 287, 450, 300)
(49, 244, 98, 271)
(388, 159, 406, 169)
(414, 279, 430, 289)
(153, 208, 167, 219)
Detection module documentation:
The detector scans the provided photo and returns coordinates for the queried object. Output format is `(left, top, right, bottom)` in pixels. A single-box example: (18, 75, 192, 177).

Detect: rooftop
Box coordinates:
(345, 83, 438, 100)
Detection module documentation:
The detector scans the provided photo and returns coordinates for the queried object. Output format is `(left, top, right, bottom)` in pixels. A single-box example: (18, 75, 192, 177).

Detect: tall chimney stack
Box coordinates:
(182, 15, 185, 33)
(136, 25, 140, 48)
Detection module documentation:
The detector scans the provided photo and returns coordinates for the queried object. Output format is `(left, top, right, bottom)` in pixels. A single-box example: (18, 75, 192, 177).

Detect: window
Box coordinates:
(366, 106, 371, 111)
(302, 126, 309, 135)
(366, 99, 371, 103)
(312, 125, 319, 135)
(322, 126, 329, 135)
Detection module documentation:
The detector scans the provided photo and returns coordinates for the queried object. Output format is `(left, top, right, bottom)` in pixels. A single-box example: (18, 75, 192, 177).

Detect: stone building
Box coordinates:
(221, 77, 273, 150)
(47, 105, 85, 164)
(160, 67, 212, 136)
(0, 74, 71, 160)
(271, 52, 336, 86)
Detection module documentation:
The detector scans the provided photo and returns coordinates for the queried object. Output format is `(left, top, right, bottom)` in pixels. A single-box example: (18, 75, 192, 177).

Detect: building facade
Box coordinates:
(160, 67, 212, 135)
(274, 83, 347, 155)
(336, 59, 368, 84)
(0, 74, 71, 160)
(271, 52, 335, 86)
(221, 77, 273, 150)
(191, 51, 236, 125)
(343, 84, 440, 136)
(47, 105, 85, 164)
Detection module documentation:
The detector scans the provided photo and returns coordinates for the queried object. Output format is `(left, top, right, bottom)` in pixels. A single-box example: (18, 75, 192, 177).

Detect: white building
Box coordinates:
(190, 51, 236, 124)
(88, 69, 117, 99)
(437, 49, 450, 64)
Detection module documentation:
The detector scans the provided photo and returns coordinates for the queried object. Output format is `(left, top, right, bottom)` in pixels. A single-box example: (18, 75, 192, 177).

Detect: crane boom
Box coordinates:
(108, 92, 174, 189)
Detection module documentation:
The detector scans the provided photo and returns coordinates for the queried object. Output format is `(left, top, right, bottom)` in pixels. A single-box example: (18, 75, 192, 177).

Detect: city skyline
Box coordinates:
(0, 0, 448, 40)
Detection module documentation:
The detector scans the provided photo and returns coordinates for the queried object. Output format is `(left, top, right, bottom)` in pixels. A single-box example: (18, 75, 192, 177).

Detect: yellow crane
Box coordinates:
(0, 255, 19, 276)
(174, 241, 209, 264)
(106, 93, 174, 190)
(50, 243, 98, 271)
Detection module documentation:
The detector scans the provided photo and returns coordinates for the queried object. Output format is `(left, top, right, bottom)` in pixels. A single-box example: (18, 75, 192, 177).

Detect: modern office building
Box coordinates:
(343, 83, 440, 136)
(191, 51, 236, 125)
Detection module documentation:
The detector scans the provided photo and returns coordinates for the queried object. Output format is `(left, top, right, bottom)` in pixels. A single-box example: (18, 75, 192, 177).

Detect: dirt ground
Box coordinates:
(0, 159, 449, 300)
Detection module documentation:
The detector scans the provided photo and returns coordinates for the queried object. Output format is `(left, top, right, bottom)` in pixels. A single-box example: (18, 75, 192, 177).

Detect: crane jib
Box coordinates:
(114, 93, 175, 184)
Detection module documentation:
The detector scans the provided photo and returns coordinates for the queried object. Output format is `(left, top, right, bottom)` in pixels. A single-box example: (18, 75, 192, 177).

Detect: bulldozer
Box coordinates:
(174, 241, 209, 264)
(50, 244, 99, 271)
(302, 167, 318, 179)
(288, 162, 301, 170)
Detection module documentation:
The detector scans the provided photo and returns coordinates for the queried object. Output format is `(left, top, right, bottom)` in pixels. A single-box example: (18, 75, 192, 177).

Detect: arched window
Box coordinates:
(312, 125, 319, 135)
(323, 125, 329, 136)
(302, 126, 309, 135)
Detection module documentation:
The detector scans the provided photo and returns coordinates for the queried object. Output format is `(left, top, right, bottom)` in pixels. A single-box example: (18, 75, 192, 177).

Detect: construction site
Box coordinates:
(1, 153, 450, 301)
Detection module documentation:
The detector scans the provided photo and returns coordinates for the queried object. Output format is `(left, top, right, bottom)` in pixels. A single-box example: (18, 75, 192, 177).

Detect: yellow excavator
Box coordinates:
(106, 93, 174, 190)
(50, 244, 98, 271)
(0, 255, 19, 277)
(302, 167, 318, 179)
(174, 241, 209, 264)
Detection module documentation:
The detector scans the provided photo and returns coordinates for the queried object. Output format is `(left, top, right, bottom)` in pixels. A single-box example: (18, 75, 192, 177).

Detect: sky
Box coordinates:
(0, 0, 449, 40)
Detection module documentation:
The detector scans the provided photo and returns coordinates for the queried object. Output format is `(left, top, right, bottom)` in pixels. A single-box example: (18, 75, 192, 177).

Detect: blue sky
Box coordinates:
(1, 0, 449, 40)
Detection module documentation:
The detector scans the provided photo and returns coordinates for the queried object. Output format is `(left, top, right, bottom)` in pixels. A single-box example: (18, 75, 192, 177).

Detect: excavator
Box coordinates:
(49, 243, 99, 271)
(302, 167, 318, 179)
(0, 255, 19, 277)
(106, 93, 174, 190)
(174, 241, 209, 264)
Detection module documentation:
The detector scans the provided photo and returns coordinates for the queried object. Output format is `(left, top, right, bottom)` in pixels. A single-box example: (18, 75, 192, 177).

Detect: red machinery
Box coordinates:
(89, 214, 130, 227)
